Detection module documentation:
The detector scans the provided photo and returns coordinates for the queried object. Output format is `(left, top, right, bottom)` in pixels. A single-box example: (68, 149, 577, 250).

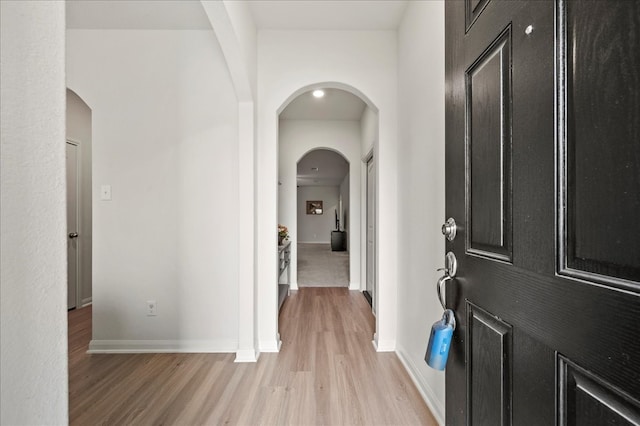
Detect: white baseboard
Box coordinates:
(396, 345, 445, 426)
(87, 339, 237, 354)
(290, 280, 298, 290)
(373, 338, 396, 352)
(234, 348, 258, 363)
(259, 338, 281, 353)
(348, 281, 360, 290)
(81, 297, 92, 307)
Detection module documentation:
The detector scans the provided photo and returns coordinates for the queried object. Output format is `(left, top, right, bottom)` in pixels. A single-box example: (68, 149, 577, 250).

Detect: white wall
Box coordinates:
(297, 186, 340, 243)
(278, 119, 362, 291)
(258, 31, 397, 351)
(67, 29, 239, 352)
(67, 89, 93, 306)
(0, 1, 68, 423)
(396, 1, 446, 424)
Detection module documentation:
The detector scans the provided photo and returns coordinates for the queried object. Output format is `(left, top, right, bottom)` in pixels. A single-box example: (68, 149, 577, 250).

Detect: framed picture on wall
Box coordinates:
(306, 200, 323, 215)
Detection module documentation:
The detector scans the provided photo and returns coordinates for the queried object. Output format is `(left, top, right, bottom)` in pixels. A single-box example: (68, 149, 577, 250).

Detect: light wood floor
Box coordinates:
(69, 288, 437, 425)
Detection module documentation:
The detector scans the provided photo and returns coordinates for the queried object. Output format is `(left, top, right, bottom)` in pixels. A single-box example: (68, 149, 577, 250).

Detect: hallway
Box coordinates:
(68, 288, 436, 425)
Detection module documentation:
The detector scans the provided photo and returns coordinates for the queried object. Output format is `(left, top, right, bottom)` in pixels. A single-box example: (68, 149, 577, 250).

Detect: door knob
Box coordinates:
(68, 232, 78, 239)
(441, 218, 457, 241)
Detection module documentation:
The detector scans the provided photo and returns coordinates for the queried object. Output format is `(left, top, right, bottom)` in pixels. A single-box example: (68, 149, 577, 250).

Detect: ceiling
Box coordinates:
(297, 150, 349, 187)
(66, 1, 211, 30)
(280, 89, 366, 121)
(67, 0, 408, 31)
(248, 1, 408, 31)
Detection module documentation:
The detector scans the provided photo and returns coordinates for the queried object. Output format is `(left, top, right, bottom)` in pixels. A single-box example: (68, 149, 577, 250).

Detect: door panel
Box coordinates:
(467, 303, 512, 426)
(559, 356, 640, 426)
(466, 0, 491, 32)
(559, 0, 640, 286)
(445, 1, 640, 425)
(466, 25, 513, 261)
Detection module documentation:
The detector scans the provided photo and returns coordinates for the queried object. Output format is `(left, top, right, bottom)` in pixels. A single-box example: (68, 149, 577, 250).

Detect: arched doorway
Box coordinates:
(276, 85, 379, 346)
(295, 148, 350, 287)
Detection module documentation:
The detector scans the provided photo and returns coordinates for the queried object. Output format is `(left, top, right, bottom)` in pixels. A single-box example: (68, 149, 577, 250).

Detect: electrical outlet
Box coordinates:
(146, 300, 157, 316)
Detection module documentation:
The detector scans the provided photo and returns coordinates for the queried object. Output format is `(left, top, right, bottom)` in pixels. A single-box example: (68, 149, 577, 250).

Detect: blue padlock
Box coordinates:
(425, 309, 456, 370)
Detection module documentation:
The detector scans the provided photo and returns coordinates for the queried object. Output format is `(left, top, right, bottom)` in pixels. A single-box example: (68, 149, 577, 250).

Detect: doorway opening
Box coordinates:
(364, 154, 376, 315)
(66, 89, 93, 311)
(296, 149, 350, 288)
(276, 85, 379, 345)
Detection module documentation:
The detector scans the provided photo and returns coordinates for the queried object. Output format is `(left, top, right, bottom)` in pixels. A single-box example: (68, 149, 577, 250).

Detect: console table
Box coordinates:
(278, 241, 291, 311)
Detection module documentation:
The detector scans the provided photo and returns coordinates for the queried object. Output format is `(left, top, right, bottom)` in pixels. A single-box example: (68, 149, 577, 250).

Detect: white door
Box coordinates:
(66, 142, 79, 309)
(366, 158, 376, 315)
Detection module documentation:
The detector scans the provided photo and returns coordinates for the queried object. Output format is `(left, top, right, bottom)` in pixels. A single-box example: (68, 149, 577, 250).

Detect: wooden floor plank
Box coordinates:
(68, 288, 438, 425)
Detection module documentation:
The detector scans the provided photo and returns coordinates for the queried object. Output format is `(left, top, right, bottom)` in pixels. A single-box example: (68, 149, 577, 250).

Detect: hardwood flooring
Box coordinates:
(68, 288, 437, 425)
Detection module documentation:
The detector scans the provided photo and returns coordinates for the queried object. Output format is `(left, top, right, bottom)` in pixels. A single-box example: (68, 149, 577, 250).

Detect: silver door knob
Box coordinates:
(68, 232, 78, 239)
(441, 218, 457, 241)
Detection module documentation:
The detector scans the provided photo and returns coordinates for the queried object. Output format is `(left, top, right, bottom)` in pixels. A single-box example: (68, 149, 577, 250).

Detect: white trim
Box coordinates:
(80, 298, 92, 307)
(297, 240, 331, 244)
(234, 349, 259, 363)
(361, 147, 374, 163)
(373, 338, 395, 352)
(87, 339, 237, 354)
(348, 281, 360, 290)
(236, 101, 257, 378)
(396, 345, 445, 426)
(259, 338, 281, 353)
(66, 139, 82, 310)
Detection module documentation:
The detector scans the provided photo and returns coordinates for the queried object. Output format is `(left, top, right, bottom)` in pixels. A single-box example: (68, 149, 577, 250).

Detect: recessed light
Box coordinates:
(312, 90, 325, 98)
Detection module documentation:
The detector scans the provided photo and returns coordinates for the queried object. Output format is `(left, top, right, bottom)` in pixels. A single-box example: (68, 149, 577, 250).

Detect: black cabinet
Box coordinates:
(331, 231, 346, 251)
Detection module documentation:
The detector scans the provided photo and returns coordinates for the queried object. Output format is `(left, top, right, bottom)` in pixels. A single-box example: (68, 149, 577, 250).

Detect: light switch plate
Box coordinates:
(100, 185, 112, 201)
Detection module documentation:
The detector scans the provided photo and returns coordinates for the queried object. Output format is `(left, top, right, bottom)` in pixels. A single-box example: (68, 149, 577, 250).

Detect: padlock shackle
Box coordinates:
(443, 309, 456, 331)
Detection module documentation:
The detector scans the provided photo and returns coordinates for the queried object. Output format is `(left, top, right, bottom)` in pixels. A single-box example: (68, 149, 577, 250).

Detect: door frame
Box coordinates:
(66, 138, 82, 309)
(362, 149, 376, 316)
(292, 147, 354, 289)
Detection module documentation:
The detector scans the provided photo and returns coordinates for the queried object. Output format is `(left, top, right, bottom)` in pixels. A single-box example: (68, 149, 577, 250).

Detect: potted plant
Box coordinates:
(278, 224, 289, 245)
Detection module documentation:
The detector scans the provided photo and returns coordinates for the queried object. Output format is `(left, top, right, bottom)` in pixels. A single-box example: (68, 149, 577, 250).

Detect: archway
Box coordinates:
(276, 84, 379, 346)
(295, 148, 350, 288)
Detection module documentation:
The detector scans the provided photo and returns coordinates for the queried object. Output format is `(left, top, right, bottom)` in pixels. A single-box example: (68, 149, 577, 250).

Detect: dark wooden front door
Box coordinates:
(445, 1, 640, 424)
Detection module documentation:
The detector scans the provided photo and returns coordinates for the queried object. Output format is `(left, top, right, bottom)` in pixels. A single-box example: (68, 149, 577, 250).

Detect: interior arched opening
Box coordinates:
(276, 84, 379, 345)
